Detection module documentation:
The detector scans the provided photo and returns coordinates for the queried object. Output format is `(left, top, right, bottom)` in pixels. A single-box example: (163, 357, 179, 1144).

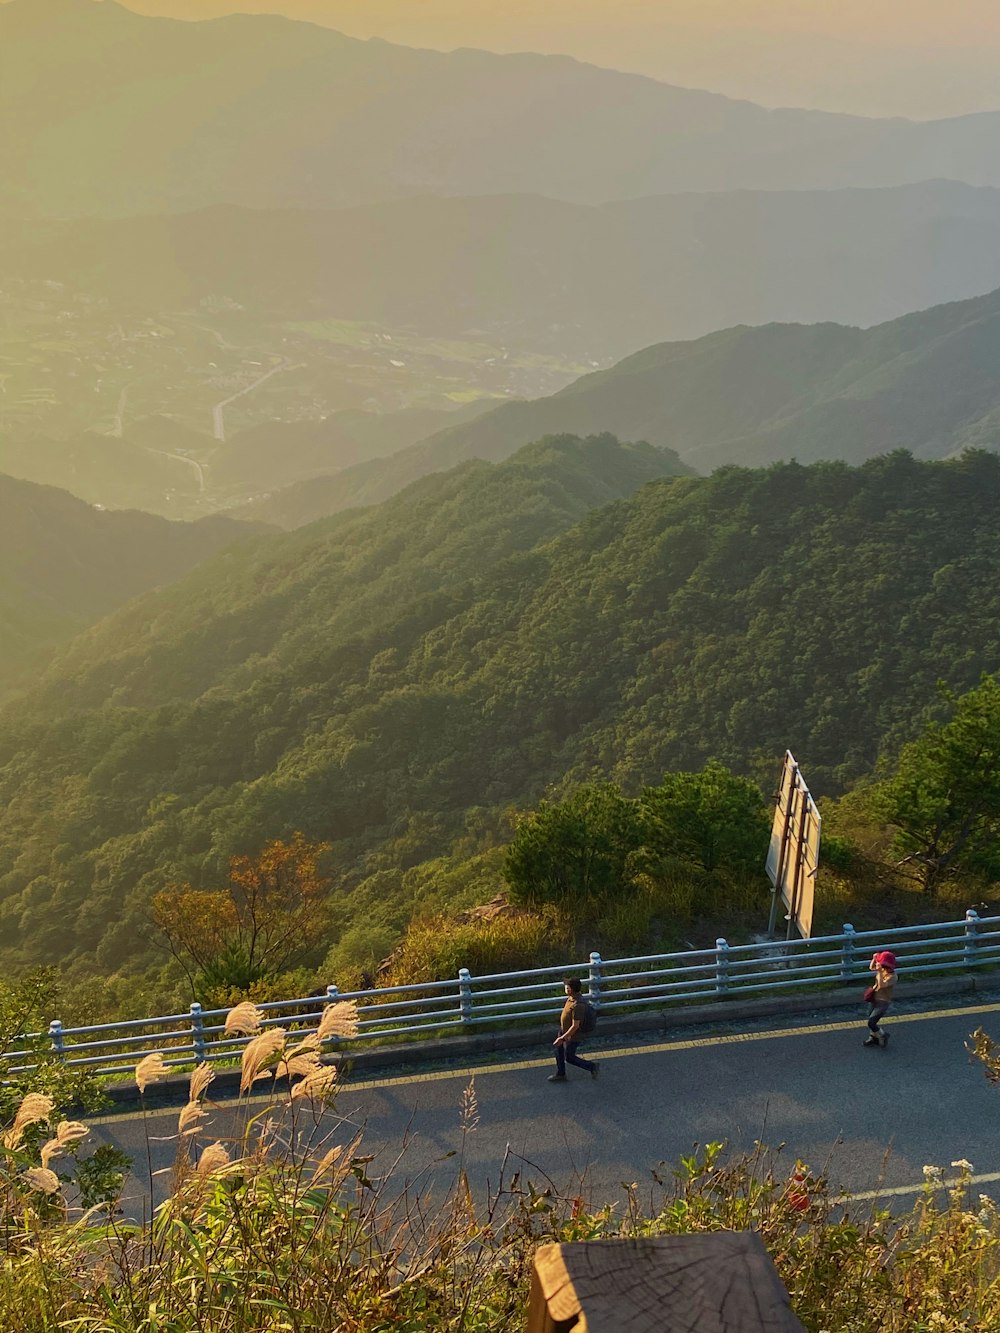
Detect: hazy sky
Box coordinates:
(112, 0, 1000, 119)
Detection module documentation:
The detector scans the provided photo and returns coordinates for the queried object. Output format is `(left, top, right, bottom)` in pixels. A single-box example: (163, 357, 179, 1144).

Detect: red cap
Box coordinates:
(875, 950, 897, 970)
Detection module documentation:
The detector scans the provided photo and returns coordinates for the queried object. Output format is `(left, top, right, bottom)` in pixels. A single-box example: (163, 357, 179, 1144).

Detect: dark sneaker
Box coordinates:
(547, 1073, 567, 1082)
(863, 1036, 879, 1047)
(879, 1031, 890, 1048)
(590, 1063, 599, 1080)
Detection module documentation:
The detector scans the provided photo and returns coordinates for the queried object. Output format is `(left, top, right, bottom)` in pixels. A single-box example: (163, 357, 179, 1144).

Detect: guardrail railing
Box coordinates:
(5, 912, 996, 1080)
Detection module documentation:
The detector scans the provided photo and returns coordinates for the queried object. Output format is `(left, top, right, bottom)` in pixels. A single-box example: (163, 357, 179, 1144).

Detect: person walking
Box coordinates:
(549, 976, 599, 1081)
(864, 950, 897, 1048)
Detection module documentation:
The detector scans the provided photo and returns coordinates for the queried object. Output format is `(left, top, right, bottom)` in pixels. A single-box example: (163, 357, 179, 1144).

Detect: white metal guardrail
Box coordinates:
(4, 912, 997, 1080)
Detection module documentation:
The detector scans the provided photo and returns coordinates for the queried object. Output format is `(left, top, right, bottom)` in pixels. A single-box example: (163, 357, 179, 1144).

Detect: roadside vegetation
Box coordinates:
(3, 993, 1000, 1330)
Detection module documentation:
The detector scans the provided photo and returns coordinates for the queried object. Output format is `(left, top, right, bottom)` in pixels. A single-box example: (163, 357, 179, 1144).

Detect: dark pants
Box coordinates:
(555, 1040, 595, 1075)
(867, 1002, 889, 1033)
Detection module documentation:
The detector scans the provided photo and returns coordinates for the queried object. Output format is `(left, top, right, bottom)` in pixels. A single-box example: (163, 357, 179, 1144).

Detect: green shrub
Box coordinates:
(385, 906, 571, 984)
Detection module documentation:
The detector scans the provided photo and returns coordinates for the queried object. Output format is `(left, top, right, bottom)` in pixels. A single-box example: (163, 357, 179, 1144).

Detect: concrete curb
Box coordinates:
(103, 970, 999, 1111)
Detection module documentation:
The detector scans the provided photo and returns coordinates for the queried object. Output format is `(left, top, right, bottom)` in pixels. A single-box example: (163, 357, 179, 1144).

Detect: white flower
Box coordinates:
(951, 1158, 973, 1172)
(923, 1164, 944, 1181)
(980, 1194, 994, 1208)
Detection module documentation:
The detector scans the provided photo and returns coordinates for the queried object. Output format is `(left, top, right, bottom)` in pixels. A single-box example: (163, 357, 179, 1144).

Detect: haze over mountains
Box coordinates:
(237, 288, 1000, 526)
(0, 475, 263, 691)
(10, 181, 1000, 363)
(7, 0, 1000, 528)
(5, 0, 1000, 220)
(5, 0, 1000, 990)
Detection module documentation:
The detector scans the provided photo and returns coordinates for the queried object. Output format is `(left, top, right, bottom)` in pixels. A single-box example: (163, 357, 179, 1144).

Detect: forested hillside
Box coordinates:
(1, 442, 998, 980)
(241, 286, 1000, 527)
(0, 475, 263, 693)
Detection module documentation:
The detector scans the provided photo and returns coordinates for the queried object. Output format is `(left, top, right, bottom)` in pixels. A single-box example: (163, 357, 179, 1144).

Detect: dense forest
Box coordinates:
(2, 439, 999, 992)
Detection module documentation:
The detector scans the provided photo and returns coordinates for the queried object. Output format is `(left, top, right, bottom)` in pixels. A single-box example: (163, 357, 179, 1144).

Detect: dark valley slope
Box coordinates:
(5, 0, 1000, 216)
(1, 443, 998, 976)
(0, 474, 265, 691)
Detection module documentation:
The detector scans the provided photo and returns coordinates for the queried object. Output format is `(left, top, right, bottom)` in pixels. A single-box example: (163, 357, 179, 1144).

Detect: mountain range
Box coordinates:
(5, 0, 1000, 218)
(9, 181, 1000, 362)
(2, 440, 998, 975)
(238, 285, 1000, 526)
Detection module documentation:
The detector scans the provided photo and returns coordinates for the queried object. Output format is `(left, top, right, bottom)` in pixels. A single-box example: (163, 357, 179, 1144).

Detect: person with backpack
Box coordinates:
(864, 950, 897, 1048)
(549, 976, 599, 1082)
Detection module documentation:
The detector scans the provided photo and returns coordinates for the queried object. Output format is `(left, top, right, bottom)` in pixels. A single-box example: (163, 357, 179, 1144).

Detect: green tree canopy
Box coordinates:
(503, 783, 644, 909)
(638, 761, 769, 874)
(874, 674, 1000, 893)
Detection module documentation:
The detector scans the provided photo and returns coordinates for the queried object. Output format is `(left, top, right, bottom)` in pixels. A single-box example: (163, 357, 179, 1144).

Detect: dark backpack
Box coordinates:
(580, 999, 598, 1036)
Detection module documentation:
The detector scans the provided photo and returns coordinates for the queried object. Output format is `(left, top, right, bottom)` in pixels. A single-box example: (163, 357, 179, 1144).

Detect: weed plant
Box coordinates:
(4, 1002, 1000, 1329)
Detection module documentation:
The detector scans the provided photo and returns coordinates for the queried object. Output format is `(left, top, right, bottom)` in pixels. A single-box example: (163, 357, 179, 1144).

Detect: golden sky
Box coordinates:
(114, 0, 1000, 118)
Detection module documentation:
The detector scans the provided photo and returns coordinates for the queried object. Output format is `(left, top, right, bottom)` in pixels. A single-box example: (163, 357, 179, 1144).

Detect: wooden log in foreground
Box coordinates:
(527, 1233, 806, 1333)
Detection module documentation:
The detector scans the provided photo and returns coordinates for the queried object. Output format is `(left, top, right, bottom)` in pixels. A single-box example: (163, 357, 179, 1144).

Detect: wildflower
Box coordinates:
(23, 1167, 60, 1195)
(279, 1050, 322, 1082)
(196, 1142, 231, 1175)
(310, 1144, 344, 1180)
(290, 1065, 339, 1103)
(135, 1052, 168, 1094)
(225, 1002, 262, 1036)
(951, 1158, 973, 1172)
(177, 1101, 209, 1137)
(3, 1094, 54, 1150)
(317, 1000, 359, 1043)
(278, 1034, 321, 1081)
(39, 1121, 89, 1168)
(239, 1028, 287, 1094)
(188, 1062, 214, 1102)
(923, 1165, 944, 1183)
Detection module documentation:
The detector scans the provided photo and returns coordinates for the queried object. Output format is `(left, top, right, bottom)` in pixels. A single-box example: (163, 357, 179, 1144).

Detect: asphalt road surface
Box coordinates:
(89, 995, 1000, 1216)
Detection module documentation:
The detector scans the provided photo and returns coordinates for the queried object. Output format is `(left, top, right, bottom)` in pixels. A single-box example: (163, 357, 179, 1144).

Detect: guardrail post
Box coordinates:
(841, 923, 856, 981)
(965, 909, 981, 968)
(190, 1002, 206, 1062)
(588, 952, 603, 1007)
(326, 984, 340, 1003)
(458, 968, 473, 1024)
(714, 939, 729, 996)
(48, 1019, 64, 1059)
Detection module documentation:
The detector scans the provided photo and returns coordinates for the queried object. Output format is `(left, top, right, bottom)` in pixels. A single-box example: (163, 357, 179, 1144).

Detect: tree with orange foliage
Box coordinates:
(152, 834, 331, 994)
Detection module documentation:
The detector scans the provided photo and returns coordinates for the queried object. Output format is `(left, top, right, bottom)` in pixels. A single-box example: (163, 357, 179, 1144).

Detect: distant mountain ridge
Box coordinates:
(8, 182, 1000, 361)
(237, 284, 1000, 525)
(4, 0, 1000, 217)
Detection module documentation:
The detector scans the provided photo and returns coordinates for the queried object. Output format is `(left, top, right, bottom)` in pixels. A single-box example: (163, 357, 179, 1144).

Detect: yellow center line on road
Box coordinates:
(86, 997, 1000, 1124)
(330, 996, 1000, 1094)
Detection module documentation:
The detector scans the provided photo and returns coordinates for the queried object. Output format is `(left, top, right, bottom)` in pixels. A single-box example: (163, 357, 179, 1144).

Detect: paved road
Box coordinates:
(89, 996, 1000, 1214)
(212, 358, 294, 440)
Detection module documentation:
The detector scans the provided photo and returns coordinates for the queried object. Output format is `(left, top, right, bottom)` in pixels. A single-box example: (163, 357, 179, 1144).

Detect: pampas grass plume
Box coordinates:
(135, 1052, 168, 1094)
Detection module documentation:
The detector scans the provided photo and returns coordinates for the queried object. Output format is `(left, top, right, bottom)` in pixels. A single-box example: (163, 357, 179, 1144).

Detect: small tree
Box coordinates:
(874, 675, 1000, 894)
(503, 783, 644, 909)
(638, 761, 769, 875)
(152, 834, 332, 994)
(0, 968, 105, 1124)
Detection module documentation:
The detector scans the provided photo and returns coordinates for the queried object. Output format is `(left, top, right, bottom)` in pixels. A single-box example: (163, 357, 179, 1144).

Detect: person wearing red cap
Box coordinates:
(864, 950, 897, 1047)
